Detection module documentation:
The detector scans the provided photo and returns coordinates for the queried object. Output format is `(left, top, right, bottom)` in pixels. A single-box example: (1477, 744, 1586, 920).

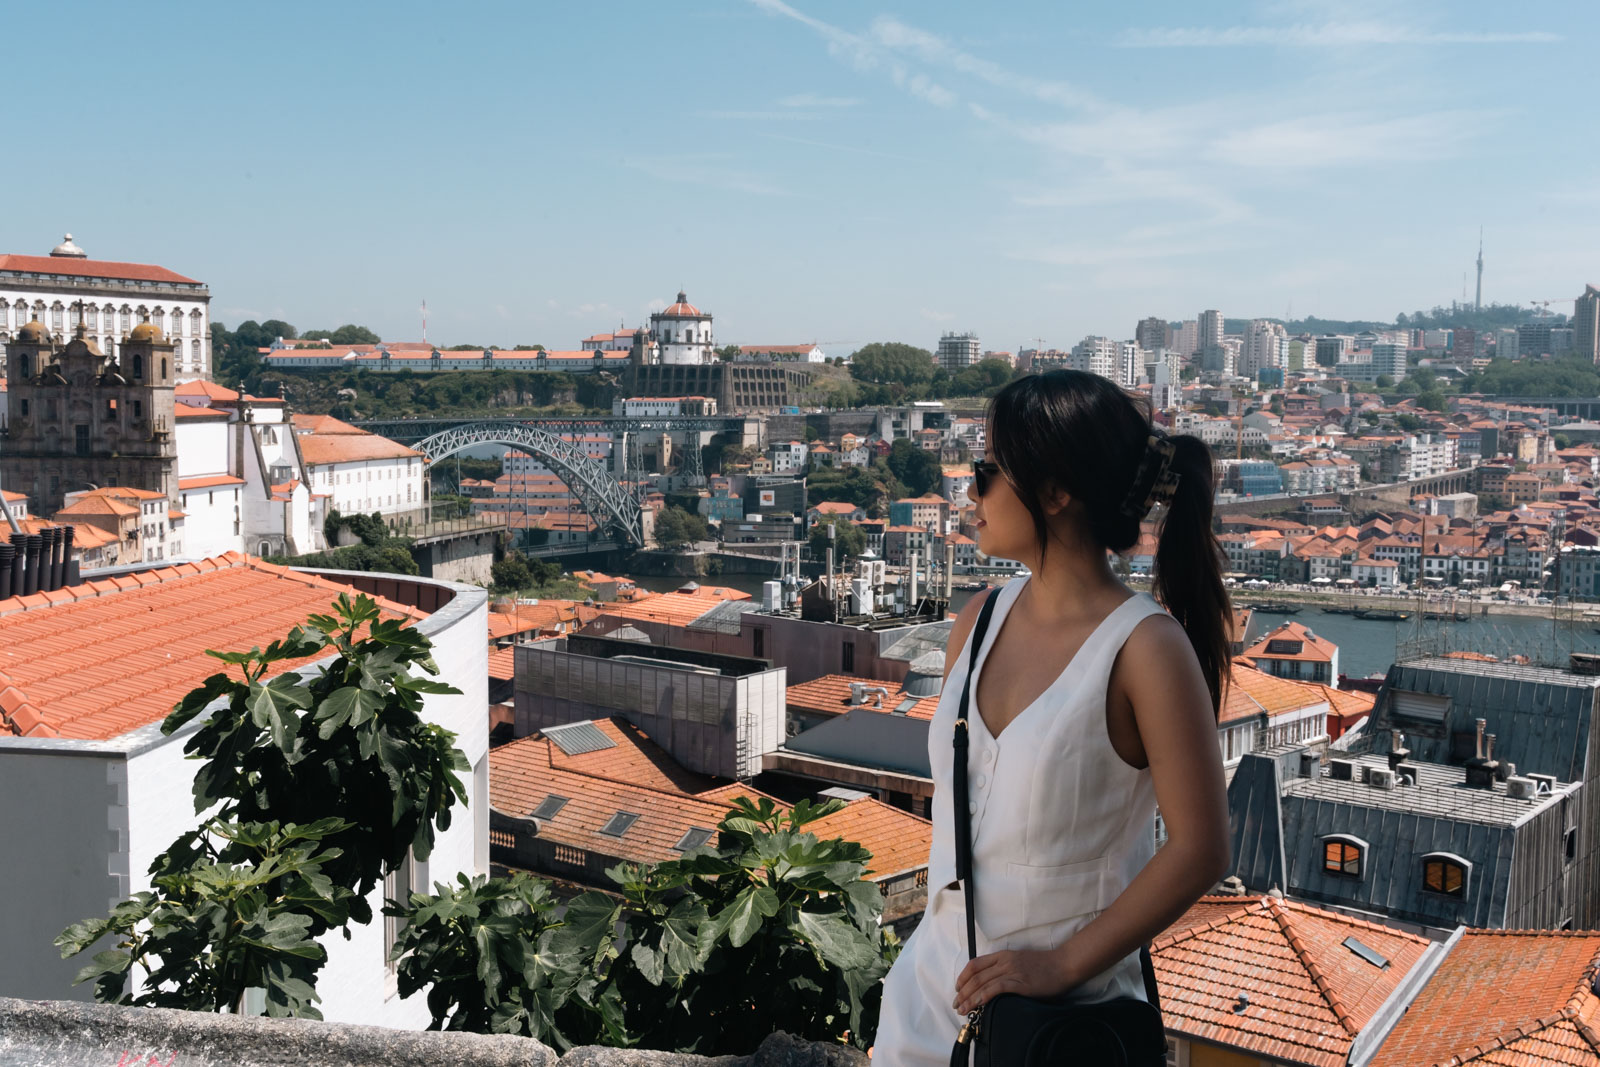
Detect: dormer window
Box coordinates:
(1421, 852, 1470, 898)
(1322, 834, 1366, 878)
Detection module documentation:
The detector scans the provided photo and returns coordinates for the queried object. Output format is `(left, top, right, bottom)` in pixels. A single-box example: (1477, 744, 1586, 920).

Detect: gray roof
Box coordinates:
(684, 598, 765, 635)
(783, 708, 931, 778)
(1227, 748, 1574, 931)
(1363, 657, 1600, 783)
(878, 620, 954, 663)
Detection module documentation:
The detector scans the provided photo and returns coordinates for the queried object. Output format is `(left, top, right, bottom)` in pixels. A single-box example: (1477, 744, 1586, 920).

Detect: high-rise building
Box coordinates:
(1174, 320, 1199, 358)
(1241, 320, 1288, 380)
(1518, 322, 1556, 358)
(1119, 341, 1143, 387)
(1452, 328, 1478, 365)
(1135, 317, 1171, 353)
(1495, 327, 1519, 360)
(1068, 335, 1119, 381)
(1198, 310, 1224, 354)
(936, 331, 981, 372)
(1371, 342, 1408, 382)
(1314, 336, 1348, 367)
(1575, 284, 1600, 364)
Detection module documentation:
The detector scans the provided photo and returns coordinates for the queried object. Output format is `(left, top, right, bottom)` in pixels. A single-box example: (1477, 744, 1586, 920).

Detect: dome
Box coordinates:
(127, 323, 163, 342)
(677, 581, 701, 593)
(901, 650, 946, 698)
(50, 233, 86, 258)
(16, 320, 46, 343)
(659, 290, 705, 318)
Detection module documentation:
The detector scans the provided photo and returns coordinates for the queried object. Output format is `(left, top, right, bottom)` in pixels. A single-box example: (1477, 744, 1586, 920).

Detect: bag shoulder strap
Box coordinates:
(953, 588, 1002, 963)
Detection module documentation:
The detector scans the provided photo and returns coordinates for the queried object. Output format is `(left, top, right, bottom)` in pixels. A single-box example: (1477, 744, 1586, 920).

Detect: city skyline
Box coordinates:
(9, 0, 1598, 352)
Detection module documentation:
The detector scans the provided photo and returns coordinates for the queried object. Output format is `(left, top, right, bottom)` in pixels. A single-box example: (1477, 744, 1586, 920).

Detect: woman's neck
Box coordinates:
(1018, 540, 1125, 624)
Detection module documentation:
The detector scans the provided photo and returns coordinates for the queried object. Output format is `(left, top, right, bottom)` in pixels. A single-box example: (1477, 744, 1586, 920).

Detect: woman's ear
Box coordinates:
(1041, 484, 1072, 516)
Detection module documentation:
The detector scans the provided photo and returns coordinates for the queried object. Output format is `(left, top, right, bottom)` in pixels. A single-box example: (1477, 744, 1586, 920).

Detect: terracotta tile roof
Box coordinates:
(0, 553, 423, 741)
(492, 718, 931, 878)
(1243, 621, 1339, 664)
(1154, 895, 1432, 1067)
(178, 474, 246, 490)
(1370, 930, 1600, 1067)
(174, 380, 239, 402)
(593, 591, 731, 628)
(295, 429, 424, 465)
(55, 496, 138, 518)
(0, 253, 200, 285)
(787, 674, 940, 721)
(488, 646, 517, 684)
(173, 405, 231, 419)
(1221, 661, 1334, 725)
(289, 413, 364, 434)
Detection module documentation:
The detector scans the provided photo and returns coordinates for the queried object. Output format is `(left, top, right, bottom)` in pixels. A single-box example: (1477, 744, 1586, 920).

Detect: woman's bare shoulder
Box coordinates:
(942, 587, 999, 683)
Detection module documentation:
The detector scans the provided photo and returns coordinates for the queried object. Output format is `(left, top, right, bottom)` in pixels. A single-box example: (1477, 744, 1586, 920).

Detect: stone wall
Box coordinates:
(0, 998, 867, 1067)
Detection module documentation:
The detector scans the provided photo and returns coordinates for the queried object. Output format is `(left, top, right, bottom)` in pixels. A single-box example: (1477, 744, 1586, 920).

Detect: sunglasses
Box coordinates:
(971, 461, 1001, 497)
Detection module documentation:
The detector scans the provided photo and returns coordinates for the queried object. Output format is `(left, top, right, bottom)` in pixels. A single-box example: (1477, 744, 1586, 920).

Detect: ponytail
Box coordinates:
(1151, 435, 1231, 718)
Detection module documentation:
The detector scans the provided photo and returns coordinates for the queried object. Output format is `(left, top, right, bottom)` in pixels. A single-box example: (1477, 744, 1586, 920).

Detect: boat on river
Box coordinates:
(1245, 601, 1300, 614)
(1354, 608, 1410, 621)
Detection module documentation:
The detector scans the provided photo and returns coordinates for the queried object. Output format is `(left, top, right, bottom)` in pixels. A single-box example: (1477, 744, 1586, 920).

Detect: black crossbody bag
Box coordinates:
(949, 590, 1167, 1067)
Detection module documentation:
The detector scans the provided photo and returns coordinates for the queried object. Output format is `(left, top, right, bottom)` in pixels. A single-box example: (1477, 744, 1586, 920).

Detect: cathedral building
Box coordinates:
(649, 291, 714, 365)
(2, 315, 177, 515)
(0, 235, 212, 381)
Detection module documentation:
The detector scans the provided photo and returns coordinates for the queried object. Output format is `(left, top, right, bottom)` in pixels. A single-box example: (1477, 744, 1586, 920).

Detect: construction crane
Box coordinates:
(1530, 299, 1565, 320)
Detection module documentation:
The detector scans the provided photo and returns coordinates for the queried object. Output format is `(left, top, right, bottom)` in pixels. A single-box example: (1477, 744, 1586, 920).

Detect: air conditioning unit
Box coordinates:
(1506, 776, 1538, 799)
(1366, 767, 1397, 790)
(1329, 758, 1356, 781)
(1527, 773, 1558, 795)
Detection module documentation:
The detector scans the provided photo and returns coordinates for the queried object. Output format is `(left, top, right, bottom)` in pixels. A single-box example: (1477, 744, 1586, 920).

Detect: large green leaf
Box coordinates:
(710, 885, 780, 949)
(790, 908, 879, 970)
(312, 686, 384, 737)
(246, 675, 311, 750)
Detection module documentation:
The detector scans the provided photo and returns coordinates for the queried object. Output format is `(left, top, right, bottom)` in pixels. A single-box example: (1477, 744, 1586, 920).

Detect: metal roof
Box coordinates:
(684, 598, 764, 634)
(541, 721, 617, 757)
(1283, 753, 1570, 826)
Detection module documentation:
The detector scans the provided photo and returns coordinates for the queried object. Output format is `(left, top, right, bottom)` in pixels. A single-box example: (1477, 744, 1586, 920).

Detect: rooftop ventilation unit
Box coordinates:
(1366, 767, 1396, 790)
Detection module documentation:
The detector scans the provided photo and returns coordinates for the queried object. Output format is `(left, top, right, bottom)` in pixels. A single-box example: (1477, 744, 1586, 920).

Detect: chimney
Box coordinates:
(38, 527, 58, 593)
(20, 533, 42, 596)
(1465, 718, 1500, 788)
(48, 525, 66, 591)
(1387, 727, 1411, 773)
(908, 550, 920, 615)
(944, 542, 955, 599)
(8, 537, 24, 598)
(0, 543, 12, 600)
(60, 525, 77, 586)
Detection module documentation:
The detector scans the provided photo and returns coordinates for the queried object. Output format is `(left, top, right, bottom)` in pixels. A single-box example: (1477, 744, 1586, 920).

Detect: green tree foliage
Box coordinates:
(269, 511, 420, 576)
(390, 797, 896, 1054)
(58, 595, 469, 1017)
(886, 440, 941, 497)
(453, 456, 504, 482)
(808, 518, 867, 562)
(1414, 389, 1449, 412)
(303, 325, 382, 345)
(490, 550, 563, 594)
(847, 343, 937, 386)
(1395, 413, 1425, 432)
(806, 465, 900, 515)
(947, 358, 1013, 397)
(654, 506, 708, 550)
(714, 345, 742, 361)
(1462, 355, 1600, 398)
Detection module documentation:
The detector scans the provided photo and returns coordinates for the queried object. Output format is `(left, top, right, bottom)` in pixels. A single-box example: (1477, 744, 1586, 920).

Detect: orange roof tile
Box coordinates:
(174, 380, 240, 402)
(1370, 930, 1600, 1067)
(173, 405, 231, 419)
(593, 591, 731, 627)
(787, 674, 940, 721)
(491, 719, 931, 878)
(0, 553, 424, 741)
(178, 474, 246, 490)
(1243, 620, 1339, 664)
(0, 253, 199, 284)
(1221, 661, 1335, 725)
(295, 430, 423, 465)
(1155, 895, 1432, 1067)
(55, 496, 138, 518)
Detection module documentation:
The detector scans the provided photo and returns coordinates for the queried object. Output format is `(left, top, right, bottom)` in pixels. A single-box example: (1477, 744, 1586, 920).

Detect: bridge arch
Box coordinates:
(414, 423, 645, 547)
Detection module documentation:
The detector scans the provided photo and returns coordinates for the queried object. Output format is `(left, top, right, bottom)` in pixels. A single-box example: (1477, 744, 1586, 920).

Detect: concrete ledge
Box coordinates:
(0, 999, 869, 1067)
(0, 997, 555, 1067)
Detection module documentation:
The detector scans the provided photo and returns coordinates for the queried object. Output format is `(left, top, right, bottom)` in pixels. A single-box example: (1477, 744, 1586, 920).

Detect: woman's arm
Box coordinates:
(953, 613, 1230, 1013)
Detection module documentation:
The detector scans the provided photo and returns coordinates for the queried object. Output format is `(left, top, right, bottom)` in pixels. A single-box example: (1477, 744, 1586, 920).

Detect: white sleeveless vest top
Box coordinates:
(926, 577, 1167, 953)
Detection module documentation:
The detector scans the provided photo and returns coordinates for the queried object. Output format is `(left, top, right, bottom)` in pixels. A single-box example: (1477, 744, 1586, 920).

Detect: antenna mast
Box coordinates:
(421, 300, 428, 344)
(1475, 229, 1484, 312)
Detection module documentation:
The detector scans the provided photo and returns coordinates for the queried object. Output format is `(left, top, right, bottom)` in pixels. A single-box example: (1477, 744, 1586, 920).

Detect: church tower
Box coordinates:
(0, 306, 176, 514)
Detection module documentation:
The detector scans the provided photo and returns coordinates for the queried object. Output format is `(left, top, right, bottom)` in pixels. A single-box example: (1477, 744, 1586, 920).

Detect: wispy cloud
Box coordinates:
(746, 0, 958, 109)
(626, 155, 797, 198)
(869, 16, 1101, 111)
(778, 92, 860, 108)
(1120, 22, 1559, 47)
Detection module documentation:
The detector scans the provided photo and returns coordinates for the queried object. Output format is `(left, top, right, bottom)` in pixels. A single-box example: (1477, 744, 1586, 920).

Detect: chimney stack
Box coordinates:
(1465, 718, 1501, 788)
(8, 537, 24, 598)
(20, 534, 42, 596)
(60, 525, 77, 587)
(0, 543, 13, 600)
(1387, 727, 1411, 773)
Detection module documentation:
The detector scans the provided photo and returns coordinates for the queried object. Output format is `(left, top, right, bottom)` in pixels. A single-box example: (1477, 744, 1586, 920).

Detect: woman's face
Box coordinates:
(967, 460, 1039, 564)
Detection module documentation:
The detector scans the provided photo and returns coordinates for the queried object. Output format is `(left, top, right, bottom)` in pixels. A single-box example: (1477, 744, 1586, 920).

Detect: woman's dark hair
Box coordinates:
(986, 369, 1232, 716)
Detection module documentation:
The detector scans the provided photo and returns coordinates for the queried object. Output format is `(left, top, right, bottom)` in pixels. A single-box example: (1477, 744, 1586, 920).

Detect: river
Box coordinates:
(614, 572, 1600, 682)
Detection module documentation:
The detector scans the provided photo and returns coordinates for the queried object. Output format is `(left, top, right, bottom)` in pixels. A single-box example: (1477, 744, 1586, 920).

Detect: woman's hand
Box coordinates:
(953, 947, 1075, 1015)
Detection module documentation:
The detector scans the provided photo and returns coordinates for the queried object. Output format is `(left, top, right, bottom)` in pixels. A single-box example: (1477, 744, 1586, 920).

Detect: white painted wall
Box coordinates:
(178, 483, 244, 557)
(0, 576, 488, 1029)
(176, 418, 232, 479)
(0, 289, 210, 380)
(308, 455, 425, 516)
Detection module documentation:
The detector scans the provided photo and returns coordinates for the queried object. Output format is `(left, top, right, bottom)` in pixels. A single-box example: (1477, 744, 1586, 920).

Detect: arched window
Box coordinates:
(133, 354, 144, 378)
(152, 308, 165, 333)
(161, 358, 167, 379)
(1421, 853, 1470, 897)
(1322, 835, 1365, 878)
(19, 353, 31, 378)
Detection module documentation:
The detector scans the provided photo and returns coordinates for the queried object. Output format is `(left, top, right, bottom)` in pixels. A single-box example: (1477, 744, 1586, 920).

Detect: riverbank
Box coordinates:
(1121, 580, 1592, 622)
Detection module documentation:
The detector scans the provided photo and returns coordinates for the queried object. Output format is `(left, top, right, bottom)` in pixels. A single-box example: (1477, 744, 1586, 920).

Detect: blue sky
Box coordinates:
(12, 0, 1597, 353)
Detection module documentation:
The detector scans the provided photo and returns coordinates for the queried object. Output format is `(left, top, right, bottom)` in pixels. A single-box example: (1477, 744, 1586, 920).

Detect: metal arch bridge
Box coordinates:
(412, 423, 649, 547)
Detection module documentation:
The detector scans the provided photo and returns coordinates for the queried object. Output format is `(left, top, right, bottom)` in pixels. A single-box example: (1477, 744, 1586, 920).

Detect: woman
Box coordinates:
(873, 370, 1232, 1065)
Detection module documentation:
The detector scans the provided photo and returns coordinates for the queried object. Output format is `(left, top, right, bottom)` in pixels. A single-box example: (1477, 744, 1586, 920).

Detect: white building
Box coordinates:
(936, 332, 981, 372)
(1173, 320, 1199, 358)
(1198, 309, 1224, 353)
(734, 344, 826, 363)
(1242, 320, 1288, 380)
(292, 415, 427, 519)
(172, 382, 325, 557)
(0, 558, 488, 1026)
(650, 291, 714, 365)
(768, 440, 809, 474)
(1069, 335, 1120, 381)
(0, 235, 211, 381)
